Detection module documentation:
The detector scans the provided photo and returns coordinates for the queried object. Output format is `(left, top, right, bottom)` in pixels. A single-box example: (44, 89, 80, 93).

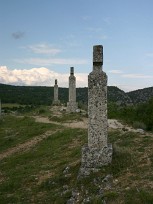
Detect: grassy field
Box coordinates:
(1, 104, 25, 108)
(0, 107, 153, 203)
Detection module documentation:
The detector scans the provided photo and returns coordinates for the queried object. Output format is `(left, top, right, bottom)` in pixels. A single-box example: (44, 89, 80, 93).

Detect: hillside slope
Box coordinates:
(0, 83, 153, 105)
(127, 86, 153, 104)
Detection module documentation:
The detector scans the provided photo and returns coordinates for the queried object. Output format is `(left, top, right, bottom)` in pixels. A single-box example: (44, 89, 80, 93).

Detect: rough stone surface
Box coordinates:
(79, 144, 112, 177)
(67, 67, 78, 112)
(52, 79, 60, 105)
(79, 45, 112, 177)
(88, 71, 108, 149)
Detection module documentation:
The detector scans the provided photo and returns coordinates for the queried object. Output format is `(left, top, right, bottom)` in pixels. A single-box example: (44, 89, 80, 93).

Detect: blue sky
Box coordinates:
(0, 0, 153, 91)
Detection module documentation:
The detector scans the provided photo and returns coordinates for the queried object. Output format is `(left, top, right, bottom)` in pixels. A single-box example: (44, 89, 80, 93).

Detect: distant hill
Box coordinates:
(107, 86, 133, 105)
(0, 83, 153, 106)
(127, 87, 153, 104)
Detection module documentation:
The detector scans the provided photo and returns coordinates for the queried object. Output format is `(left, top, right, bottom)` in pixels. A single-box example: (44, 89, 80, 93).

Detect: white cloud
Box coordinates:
(0, 66, 88, 87)
(24, 43, 61, 55)
(1, 67, 152, 92)
(15, 58, 88, 66)
(122, 74, 153, 79)
(108, 69, 123, 74)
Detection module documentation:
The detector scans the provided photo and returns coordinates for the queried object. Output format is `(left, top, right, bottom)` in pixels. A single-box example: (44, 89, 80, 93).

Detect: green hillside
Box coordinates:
(0, 107, 153, 203)
(1, 83, 153, 106)
(127, 86, 153, 104)
(0, 83, 135, 106)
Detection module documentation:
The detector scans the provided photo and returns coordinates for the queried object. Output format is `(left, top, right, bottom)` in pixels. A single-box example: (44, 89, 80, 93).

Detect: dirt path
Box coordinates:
(34, 116, 145, 133)
(0, 130, 59, 161)
(34, 116, 88, 129)
(1, 115, 146, 161)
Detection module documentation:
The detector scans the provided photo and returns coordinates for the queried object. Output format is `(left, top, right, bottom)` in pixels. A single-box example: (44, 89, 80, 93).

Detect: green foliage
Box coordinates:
(136, 98, 153, 130)
(0, 84, 53, 105)
(133, 121, 146, 130)
(124, 188, 153, 204)
(1, 83, 147, 107)
(103, 191, 119, 202)
(3, 104, 37, 114)
(108, 97, 153, 131)
(127, 86, 153, 104)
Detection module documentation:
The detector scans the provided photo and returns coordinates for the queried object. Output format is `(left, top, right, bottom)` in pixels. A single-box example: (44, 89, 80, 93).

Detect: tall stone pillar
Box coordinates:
(52, 79, 60, 105)
(79, 45, 112, 177)
(67, 67, 78, 112)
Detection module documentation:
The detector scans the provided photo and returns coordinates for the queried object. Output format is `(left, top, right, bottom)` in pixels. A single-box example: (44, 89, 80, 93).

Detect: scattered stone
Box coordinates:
(76, 108, 81, 113)
(82, 196, 91, 203)
(63, 185, 69, 190)
(98, 188, 104, 195)
(136, 128, 145, 134)
(101, 174, 113, 190)
(67, 189, 80, 204)
(122, 127, 128, 131)
(60, 107, 67, 112)
(63, 166, 70, 174)
(61, 185, 69, 195)
(113, 179, 118, 184)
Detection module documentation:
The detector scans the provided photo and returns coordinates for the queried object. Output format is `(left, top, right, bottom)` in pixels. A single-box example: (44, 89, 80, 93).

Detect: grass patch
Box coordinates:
(1, 110, 153, 203)
(103, 191, 119, 202)
(111, 145, 134, 176)
(109, 131, 139, 147)
(0, 115, 61, 153)
(0, 128, 87, 203)
(2, 103, 25, 108)
(150, 153, 153, 167)
(117, 132, 138, 147)
(2, 104, 52, 117)
(124, 188, 153, 204)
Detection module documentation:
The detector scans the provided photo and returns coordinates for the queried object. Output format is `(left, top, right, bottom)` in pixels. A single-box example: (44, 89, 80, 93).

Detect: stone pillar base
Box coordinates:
(78, 144, 112, 177)
(67, 102, 78, 113)
(52, 100, 60, 105)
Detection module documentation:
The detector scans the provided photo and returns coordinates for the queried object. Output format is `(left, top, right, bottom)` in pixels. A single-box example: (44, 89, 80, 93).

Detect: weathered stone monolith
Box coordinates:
(67, 67, 78, 112)
(52, 79, 60, 105)
(79, 45, 112, 177)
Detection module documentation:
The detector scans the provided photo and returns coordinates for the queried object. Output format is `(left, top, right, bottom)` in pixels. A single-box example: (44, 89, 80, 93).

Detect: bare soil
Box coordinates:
(0, 130, 58, 161)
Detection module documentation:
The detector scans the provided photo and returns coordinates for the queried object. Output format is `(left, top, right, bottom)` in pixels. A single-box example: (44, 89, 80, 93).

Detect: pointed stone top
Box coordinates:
(70, 67, 74, 75)
(55, 79, 57, 85)
(93, 45, 103, 71)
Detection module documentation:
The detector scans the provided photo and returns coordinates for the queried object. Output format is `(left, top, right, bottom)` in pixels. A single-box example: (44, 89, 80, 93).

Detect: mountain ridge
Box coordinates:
(0, 83, 153, 105)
